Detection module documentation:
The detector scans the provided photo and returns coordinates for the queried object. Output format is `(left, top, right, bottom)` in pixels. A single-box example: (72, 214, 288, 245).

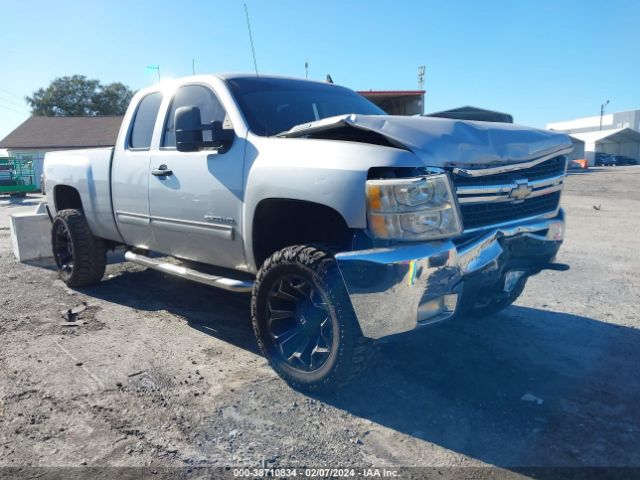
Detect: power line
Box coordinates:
(0, 86, 23, 100)
(0, 86, 31, 114)
(0, 103, 29, 115)
(0, 96, 30, 114)
(0, 93, 27, 109)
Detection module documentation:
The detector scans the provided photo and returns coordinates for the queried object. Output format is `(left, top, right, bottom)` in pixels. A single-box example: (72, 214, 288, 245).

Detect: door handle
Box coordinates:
(152, 164, 173, 177)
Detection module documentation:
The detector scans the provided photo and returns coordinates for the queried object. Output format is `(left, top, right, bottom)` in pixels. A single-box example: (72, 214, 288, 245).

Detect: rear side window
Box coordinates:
(128, 92, 163, 149)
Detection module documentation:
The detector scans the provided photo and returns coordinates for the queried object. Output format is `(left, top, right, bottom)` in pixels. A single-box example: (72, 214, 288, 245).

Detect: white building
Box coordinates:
(547, 109, 640, 166)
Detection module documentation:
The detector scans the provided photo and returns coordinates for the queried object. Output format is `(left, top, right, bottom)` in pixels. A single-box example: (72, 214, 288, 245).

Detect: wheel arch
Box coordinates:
(53, 184, 83, 213)
(250, 198, 354, 270)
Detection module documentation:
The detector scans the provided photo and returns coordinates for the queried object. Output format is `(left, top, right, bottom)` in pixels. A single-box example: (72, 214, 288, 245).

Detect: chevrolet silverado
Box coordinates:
(44, 74, 572, 391)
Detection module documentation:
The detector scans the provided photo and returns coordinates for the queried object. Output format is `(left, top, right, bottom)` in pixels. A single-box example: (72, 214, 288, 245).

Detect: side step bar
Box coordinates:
(124, 251, 254, 293)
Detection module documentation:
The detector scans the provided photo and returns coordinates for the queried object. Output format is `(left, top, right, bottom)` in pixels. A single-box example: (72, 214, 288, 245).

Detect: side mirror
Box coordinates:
(175, 105, 235, 153)
(175, 106, 203, 152)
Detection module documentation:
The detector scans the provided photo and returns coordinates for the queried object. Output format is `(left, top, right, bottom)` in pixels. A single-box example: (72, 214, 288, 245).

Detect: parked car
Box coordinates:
(614, 155, 638, 166)
(43, 74, 572, 391)
(595, 152, 617, 166)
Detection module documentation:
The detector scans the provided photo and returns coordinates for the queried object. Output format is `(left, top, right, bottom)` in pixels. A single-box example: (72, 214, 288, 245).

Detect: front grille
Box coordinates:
(459, 191, 561, 230)
(451, 156, 566, 186)
(450, 155, 566, 231)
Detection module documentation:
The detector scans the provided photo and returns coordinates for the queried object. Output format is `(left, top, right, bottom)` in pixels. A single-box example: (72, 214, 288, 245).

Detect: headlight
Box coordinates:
(366, 174, 463, 241)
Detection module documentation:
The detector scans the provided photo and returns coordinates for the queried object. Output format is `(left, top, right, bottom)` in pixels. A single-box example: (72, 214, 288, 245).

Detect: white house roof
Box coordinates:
(570, 128, 640, 144)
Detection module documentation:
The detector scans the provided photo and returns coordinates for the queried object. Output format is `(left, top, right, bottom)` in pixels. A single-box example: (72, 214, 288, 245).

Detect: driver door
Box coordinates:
(148, 84, 245, 270)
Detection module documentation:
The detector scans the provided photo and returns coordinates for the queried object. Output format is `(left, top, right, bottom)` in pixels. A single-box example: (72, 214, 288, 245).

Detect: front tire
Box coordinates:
(251, 245, 370, 392)
(51, 209, 106, 287)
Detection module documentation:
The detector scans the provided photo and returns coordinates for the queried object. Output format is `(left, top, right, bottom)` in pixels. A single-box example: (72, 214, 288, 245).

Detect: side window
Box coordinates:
(162, 85, 232, 148)
(128, 92, 163, 149)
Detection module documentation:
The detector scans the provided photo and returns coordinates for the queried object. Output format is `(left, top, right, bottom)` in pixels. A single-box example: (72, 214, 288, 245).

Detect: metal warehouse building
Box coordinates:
(547, 109, 640, 166)
(358, 90, 425, 116)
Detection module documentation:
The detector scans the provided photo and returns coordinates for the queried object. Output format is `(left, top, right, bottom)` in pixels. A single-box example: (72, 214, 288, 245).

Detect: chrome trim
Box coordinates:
(335, 210, 565, 339)
(456, 173, 565, 196)
(451, 148, 572, 177)
(116, 211, 234, 240)
(457, 210, 565, 275)
(335, 242, 462, 339)
(124, 251, 253, 293)
(457, 183, 563, 205)
(116, 211, 150, 226)
(150, 215, 234, 240)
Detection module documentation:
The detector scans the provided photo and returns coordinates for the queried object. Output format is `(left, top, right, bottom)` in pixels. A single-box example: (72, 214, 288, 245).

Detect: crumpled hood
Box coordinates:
(278, 114, 573, 169)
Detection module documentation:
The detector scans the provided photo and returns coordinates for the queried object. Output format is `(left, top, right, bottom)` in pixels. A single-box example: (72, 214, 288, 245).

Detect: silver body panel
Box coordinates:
(44, 147, 122, 242)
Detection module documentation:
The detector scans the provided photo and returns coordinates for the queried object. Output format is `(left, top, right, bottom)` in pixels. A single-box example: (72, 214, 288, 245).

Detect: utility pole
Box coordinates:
(417, 65, 426, 90)
(600, 99, 610, 130)
(418, 65, 426, 115)
(192, 58, 196, 75)
(305, 59, 309, 79)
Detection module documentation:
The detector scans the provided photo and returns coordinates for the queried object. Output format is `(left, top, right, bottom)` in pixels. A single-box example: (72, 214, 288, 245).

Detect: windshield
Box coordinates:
(226, 77, 386, 136)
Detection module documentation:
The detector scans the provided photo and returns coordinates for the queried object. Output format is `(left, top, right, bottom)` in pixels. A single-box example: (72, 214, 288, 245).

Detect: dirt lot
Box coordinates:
(0, 167, 639, 478)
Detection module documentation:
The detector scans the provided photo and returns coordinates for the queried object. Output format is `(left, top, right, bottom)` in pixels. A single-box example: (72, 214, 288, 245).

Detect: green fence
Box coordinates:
(0, 157, 39, 195)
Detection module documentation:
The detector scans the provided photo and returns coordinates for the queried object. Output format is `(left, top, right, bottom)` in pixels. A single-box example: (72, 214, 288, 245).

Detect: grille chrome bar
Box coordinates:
(456, 173, 565, 205)
(451, 146, 573, 177)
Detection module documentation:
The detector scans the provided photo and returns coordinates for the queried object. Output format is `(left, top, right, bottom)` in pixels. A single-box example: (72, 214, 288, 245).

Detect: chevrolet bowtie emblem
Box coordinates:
(508, 180, 533, 201)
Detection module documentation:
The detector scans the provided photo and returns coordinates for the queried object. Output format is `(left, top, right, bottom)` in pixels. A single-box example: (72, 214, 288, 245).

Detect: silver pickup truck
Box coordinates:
(44, 74, 572, 391)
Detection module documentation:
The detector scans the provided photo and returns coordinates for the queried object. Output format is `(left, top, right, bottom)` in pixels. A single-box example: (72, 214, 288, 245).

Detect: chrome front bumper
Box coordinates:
(335, 210, 565, 339)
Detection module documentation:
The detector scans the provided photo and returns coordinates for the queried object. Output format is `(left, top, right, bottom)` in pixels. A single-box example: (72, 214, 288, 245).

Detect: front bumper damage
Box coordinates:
(335, 210, 565, 339)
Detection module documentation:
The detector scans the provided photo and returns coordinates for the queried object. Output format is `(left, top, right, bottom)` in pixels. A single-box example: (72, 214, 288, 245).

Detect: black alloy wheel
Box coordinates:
(53, 220, 74, 275)
(265, 273, 334, 372)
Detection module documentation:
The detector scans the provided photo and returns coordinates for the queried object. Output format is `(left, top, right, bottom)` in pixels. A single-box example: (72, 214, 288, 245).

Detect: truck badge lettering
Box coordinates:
(204, 214, 235, 225)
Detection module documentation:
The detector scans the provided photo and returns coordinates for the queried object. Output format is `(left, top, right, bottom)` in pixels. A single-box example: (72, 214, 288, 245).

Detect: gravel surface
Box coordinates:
(0, 167, 639, 478)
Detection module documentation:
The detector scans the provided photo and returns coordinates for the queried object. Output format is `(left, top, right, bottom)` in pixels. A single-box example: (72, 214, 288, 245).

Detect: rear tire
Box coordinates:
(251, 245, 371, 392)
(51, 209, 106, 287)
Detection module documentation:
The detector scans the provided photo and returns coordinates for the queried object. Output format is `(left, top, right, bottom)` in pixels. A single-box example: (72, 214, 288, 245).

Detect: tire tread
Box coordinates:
(52, 209, 106, 287)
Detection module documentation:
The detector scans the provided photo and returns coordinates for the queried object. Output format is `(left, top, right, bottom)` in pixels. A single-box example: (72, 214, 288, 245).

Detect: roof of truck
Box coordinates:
(0, 116, 123, 150)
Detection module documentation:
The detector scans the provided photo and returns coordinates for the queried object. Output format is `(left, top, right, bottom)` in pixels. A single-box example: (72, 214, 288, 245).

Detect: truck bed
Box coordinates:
(44, 147, 122, 243)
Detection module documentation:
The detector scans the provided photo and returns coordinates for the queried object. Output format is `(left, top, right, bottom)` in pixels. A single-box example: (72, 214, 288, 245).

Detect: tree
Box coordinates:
(26, 75, 134, 116)
(92, 82, 133, 115)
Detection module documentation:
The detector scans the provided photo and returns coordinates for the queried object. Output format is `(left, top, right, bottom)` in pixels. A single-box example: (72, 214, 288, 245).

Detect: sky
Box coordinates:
(1, 0, 639, 138)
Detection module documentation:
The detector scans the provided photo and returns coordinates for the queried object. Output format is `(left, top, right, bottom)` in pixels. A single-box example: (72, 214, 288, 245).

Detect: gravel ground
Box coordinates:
(0, 167, 639, 478)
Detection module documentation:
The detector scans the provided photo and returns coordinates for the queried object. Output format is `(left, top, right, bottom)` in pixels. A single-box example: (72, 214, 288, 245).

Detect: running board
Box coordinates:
(124, 251, 254, 293)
